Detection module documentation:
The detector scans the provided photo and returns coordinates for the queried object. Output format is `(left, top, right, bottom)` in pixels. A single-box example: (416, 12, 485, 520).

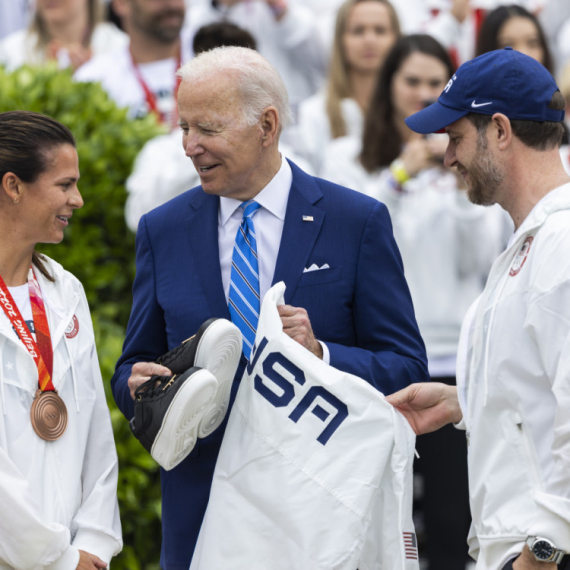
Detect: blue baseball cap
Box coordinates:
(405, 47, 564, 134)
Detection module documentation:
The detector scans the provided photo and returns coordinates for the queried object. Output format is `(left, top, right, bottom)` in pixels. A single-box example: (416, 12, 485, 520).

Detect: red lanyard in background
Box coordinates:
(130, 47, 182, 131)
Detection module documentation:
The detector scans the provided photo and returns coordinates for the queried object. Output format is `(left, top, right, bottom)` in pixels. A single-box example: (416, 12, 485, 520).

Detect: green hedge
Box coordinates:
(0, 64, 165, 569)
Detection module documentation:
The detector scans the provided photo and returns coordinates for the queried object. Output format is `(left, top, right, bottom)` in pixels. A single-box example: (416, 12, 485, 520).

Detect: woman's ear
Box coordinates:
(1, 172, 23, 204)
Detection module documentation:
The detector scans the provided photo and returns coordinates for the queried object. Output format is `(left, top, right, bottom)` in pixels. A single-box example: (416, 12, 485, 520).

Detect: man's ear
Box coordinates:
(260, 106, 279, 147)
(1, 172, 23, 204)
(491, 113, 513, 150)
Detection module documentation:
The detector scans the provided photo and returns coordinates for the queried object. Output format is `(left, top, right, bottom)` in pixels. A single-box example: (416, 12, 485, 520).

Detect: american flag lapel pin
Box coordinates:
(302, 215, 314, 222)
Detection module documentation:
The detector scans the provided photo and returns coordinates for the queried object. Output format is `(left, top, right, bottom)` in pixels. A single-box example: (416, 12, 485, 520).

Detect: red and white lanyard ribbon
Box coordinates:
(0, 267, 54, 392)
(130, 47, 182, 131)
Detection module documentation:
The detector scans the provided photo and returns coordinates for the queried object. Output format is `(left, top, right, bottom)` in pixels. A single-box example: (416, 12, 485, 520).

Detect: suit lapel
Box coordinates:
(272, 161, 324, 304)
(184, 190, 231, 319)
(183, 161, 324, 314)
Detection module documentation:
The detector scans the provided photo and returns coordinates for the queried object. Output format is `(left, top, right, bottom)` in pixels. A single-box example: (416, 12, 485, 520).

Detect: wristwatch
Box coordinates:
(526, 536, 566, 563)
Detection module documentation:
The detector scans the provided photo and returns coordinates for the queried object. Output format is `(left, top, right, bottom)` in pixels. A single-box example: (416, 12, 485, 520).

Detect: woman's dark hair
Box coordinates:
(476, 5, 554, 73)
(0, 111, 76, 281)
(359, 34, 454, 173)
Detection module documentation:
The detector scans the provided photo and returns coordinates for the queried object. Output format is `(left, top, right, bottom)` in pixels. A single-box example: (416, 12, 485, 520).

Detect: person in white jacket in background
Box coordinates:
(294, 0, 400, 175)
(0, 111, 122, 570)
(388, 48, 570, 570)
(183, 0, 327, 119)
(0, 0, 127, 72)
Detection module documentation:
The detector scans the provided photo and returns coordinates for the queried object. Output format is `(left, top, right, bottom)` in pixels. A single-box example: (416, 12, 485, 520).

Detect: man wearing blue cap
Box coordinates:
(387, 47, 570, 570)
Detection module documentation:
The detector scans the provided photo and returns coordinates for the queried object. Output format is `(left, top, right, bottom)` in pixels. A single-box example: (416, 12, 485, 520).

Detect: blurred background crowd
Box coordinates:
(2, 0, 570, 568)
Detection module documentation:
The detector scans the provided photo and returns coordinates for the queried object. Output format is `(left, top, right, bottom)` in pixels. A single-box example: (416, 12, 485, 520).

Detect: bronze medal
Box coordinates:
(30, 389, 67, 441)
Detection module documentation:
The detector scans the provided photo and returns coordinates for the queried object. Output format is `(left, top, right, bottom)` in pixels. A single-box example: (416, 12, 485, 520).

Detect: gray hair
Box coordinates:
(177, 46, 293, 131)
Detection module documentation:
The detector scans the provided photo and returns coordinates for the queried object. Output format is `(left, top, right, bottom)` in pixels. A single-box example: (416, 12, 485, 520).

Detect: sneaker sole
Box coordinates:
(194, 319, 242, 438)
(151, 369, 218, 471)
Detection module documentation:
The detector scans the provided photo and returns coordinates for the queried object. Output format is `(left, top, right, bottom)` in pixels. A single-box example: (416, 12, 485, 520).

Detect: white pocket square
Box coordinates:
(303, 263, 330, 273)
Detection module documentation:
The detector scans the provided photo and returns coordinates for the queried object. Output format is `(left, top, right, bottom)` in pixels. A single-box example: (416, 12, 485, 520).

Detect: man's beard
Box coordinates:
(133, 7, 185, 44)
(464, 133, 504, 206)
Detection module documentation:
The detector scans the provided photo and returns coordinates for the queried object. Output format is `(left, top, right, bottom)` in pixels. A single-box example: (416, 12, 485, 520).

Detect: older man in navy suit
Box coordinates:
(112, 46, 428, 569)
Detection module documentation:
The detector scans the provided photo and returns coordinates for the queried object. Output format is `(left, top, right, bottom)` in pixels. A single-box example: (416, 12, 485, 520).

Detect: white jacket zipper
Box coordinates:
(513, 411, 543, 491)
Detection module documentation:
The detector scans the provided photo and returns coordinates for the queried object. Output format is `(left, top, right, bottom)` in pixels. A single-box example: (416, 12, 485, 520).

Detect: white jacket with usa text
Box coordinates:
(191, 282, 419, 570)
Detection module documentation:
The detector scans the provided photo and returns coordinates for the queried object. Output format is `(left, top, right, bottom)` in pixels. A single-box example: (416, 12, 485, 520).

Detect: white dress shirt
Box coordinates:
(218, 156, 330, 362)
(218, 156, 291, 304)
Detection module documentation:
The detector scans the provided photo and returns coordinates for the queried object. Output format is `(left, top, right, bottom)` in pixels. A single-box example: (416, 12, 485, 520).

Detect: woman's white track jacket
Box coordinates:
(0, 257, 122, 569)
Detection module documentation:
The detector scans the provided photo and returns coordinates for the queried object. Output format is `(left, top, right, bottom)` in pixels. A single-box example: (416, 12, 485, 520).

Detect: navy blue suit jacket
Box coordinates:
(112, 160, 428, 569)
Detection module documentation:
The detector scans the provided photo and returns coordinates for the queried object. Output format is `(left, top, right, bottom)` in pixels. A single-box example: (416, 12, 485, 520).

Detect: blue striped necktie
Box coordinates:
(228, 200, 262, 360)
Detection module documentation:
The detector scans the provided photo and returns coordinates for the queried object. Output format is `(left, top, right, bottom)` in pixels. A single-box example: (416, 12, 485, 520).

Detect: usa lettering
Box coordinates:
(249, 337, 348, 445)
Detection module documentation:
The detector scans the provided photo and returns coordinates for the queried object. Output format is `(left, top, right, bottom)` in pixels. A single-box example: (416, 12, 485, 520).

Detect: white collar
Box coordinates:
(507, 182, 570, 249)
(219, 156, 292, 226)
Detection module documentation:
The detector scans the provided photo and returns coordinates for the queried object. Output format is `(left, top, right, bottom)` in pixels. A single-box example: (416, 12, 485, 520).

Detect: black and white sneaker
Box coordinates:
(130, 367, 218, 471)
(157, 318, 243, 438)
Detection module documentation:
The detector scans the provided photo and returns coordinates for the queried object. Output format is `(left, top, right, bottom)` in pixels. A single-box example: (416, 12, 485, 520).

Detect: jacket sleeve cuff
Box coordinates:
(530, 492, 570, 552)
(454, 417, 467, 430)
(318, 340, 330, 365)
(72, 528, 122, 564)
(45, 545, 80, 570)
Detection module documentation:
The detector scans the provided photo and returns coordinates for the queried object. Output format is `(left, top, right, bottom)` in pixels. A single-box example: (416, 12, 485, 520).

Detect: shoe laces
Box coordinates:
(156, 336, 193, 366)
(135, 375, 176, 401)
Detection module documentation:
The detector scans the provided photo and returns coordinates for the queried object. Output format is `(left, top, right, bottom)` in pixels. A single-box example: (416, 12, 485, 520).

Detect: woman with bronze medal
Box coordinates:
(0, 111, 122, 569)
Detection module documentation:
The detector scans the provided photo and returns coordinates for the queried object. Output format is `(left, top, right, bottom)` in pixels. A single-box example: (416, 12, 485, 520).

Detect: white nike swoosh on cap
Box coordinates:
(471, 100, 493, 108)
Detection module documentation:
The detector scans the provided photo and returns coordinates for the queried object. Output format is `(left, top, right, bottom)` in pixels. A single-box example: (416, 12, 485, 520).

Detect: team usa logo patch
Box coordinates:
(65, 315, 79, 339)
(403, 531, 418, 560)
(509, 236, 533, 277)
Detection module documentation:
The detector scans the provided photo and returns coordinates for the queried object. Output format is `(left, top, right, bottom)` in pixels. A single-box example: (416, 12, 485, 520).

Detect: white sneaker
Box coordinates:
(193, 319, 242, 438)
